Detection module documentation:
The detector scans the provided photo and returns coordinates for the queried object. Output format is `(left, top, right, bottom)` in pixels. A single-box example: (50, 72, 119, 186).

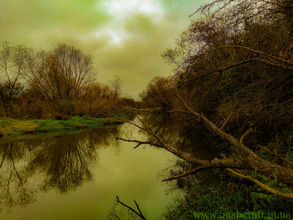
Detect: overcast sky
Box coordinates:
(0, 0, 210, 100)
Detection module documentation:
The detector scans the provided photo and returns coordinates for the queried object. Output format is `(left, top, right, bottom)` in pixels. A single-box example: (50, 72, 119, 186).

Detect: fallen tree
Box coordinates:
(129, 0, 293, 201)
(117, 99, 293, 199)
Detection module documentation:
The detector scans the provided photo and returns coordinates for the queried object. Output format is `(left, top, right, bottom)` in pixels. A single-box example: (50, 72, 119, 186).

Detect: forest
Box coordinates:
(0, 42, 137, 137)
(0, 42, 136, 120)
(113, 0, 293, 219)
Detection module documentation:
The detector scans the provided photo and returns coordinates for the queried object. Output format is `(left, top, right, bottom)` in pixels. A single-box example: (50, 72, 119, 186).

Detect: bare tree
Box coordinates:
(110, 75, 123, 99)
(22, 44, 98, 113)
(0, 42, 32, 117)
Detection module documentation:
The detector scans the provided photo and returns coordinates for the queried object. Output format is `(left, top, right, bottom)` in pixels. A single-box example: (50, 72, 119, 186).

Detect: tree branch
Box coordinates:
(162, 165, 209, 182)
(257, 144, 293, 166)
(226, 168, 293, 199)
(175, 93, 293, 186)
(162, 157, 250, 182)
(133, 199, 146, 220)
(167, 59, 255, 92)
(127, 116, 166, 147)
(115, 196, 146, 220)
(116, 137, 161, 148)
(219, 114, 232, 130)
(250, 58, 293, 71)
(117, 137, 247, 170)
(133, 143, 142, 149)
(213, 46, 293, 67)
(240, 128, 252, 144)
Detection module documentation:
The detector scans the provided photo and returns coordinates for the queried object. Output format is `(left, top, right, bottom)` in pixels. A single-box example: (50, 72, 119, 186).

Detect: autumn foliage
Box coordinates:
(0, 43, 135, 119)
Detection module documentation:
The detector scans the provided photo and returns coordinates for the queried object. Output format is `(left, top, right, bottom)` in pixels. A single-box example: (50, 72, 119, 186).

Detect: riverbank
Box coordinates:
(0, 115, 129, 137)
(131, 107, 161, 113)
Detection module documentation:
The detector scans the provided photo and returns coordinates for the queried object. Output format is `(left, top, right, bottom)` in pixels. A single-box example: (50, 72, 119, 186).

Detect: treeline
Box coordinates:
(141, 0, 293, 145)
(0, 42, 136, 119)
(137, 0, 293, 217)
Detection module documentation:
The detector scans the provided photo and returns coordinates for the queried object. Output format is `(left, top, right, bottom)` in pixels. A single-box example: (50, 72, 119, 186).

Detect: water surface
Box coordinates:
(0, 118, 177, 219)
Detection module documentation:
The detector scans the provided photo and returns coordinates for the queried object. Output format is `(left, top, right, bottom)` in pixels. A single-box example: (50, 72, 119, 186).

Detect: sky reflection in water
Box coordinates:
(0, 120, 177, 220)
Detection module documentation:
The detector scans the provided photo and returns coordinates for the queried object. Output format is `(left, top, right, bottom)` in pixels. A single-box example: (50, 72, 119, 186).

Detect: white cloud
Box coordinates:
(93, 26, 124, 45)
(102, 0, 163, 22)
(94, 0, 164, 45)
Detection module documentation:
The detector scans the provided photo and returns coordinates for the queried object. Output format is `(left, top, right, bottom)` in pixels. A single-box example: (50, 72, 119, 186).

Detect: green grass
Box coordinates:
(0, 119, 12, 127)
(0, 116, 126, 138)
(33, 116, 102, 132)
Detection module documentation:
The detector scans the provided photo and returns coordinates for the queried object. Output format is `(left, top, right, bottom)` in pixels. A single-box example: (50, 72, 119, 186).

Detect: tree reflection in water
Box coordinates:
(139, 113, 227, 192)
(108, 113, 227, 219)
(0, 114, 228, 216)
(0, 141, 36, 210)
(0, 126, 119, 211)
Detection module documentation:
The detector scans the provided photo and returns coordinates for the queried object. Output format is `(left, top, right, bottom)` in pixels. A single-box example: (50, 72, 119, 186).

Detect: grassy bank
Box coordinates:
(0, 115, 128, 137)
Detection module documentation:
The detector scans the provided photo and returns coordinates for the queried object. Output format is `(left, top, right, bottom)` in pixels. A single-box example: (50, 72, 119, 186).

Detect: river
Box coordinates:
(0, 116, 179, 220)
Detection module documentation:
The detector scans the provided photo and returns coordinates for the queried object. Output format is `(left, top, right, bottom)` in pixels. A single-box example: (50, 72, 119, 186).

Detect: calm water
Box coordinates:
(0, 117, 178, 220)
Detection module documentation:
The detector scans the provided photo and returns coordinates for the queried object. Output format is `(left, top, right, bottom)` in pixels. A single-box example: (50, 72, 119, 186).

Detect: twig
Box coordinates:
(133, 143, 142, 149)
(115, 196, 147, 220)
(133, 200, 145, 220)
(257, 144, 293, 166)
(219, 114, 232, 130)
(240, 128, 252, 144)
(162, 165, 207, 182)
(127, 118, 166, 147)
(212, 46, 293, 67)
(116, 137, 161, 148)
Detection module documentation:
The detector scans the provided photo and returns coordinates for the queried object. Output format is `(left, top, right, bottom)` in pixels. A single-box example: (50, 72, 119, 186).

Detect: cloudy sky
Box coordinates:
(0, 0, 210, 100)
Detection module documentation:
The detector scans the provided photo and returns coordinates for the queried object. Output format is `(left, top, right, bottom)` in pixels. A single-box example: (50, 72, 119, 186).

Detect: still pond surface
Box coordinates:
(0, 117, 178, 219)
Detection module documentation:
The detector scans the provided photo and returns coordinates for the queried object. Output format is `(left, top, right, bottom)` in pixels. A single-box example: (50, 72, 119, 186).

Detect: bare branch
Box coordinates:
(127, 118, 166, 147)
(116, 137, 159, 147)
(163, 157, 249, 182)
(175, 93, 293, 186)
(115, 196, 147, 220)
(133, 143, 142, 149)
(117, 136, 247, 169)
(162, 165, 208, 182)
(240, 128, 252, 144)
(257, 145, 293, 166)
(249, 58, 293, 71)
(226, 168, 293, 199)
(212, 46, 293, 67)
(219, 114, 232, 130)
(133, 200, 146, 220)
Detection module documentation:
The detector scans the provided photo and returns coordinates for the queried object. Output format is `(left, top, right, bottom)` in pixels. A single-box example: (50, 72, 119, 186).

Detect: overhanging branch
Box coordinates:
(213, 46, 293, 67)
(227, 168, 293, 199)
